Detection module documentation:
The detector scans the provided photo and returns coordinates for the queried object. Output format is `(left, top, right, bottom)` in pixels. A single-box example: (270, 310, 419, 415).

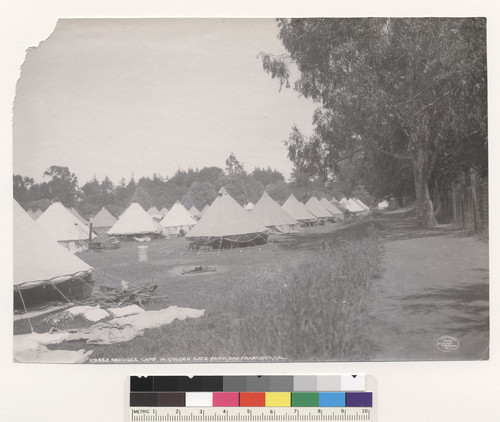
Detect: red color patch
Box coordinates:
(239, 392, 266, 407)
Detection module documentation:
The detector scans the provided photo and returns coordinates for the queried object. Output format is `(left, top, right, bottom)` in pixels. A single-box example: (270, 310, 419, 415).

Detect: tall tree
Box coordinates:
(261, 18, 487, 226)
(198, 167, 224, 184)
(182, 181, 218, 209)
(131, 186, 153, 210)
(225, 152, 246, 176)
(252, 166, 285, 187)
(43, 165, 79, 207)
(13, 175, 34, 203)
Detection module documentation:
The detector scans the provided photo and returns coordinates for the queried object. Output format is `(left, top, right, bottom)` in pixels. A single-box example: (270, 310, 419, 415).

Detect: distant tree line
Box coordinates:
(14, 153, 364, 219)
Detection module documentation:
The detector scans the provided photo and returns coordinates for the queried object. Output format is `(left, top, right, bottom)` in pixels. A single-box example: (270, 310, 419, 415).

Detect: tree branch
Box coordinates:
(370, 145, 413, 160)
(331, 147, 365, 164)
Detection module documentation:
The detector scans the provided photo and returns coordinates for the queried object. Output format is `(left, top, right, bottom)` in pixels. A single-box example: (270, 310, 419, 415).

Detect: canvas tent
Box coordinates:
(147, 206, 161, 217)
(281, 194, 316, 224)
(378, 200, 389, 210)
(244, 202, 254, 211)
(320, 198, 344, 220)
(354, 198, 370, 211)
(189, 206, 201, 219)
(160, 202, 198, 235)
(186, 187, 267, 249)
(339, 198, 364, 214)
(305, 197, 334, 220)
(250, 191, 299, 234)
(69, 207, 88, 225)
(347, 198, 366, 213)
(27, 210, 37, 220)
(33, 209, 43, 219)
(36, 202, 93, 252)
(160, 207, 169, 216)
(200, 204, 210, 216)
(13, 201, 94, 311)
(91, 207, 117, 234)
(108, 202, 161, 238)
(330, 195, 340, 205)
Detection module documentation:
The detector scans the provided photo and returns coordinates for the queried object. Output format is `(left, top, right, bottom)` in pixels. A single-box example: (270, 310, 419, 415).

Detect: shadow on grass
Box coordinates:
(395, 277, 489, 336)
(376, 213, 476, 242)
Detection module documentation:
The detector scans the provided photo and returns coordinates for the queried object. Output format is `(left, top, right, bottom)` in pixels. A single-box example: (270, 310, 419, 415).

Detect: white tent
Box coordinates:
(36, 202, 93, 252)
(14, 200, 94, 310)
(160, 202, 198, 235)
(250, 192, 299, 233)
(200, 204, 210, 216)
(305, 197, 333, 219)
(354, 198, 370, 211)
(69, 207, 88, 225)
(330, 195, 340, 205)
(33, 209, 43, 219)
(340, 198, 364, 214)
(186, 187, 267, 248)
(348, 198, 366, 213)
(108, 202, 161, 237)
(147, 206, 160, 217)
(92, 207, 117, 234)
(378, 200, 389, 209)
(189, 206, 201, 219)
(244, 202, 254, 211)
(160, 207, 169, 216)
(320, 198, 344, 220)
(281, 194, 316, 223)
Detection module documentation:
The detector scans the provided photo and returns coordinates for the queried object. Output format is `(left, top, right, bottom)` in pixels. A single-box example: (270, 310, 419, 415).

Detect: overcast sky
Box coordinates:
(13, 18, 317, 185)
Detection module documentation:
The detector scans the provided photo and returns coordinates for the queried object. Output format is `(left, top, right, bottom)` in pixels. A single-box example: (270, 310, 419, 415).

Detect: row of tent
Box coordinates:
(13, 192, 369, 309)
(24, 190, 370, 252)
(146, 205, 205, 220)
(104, 188, 370, 248)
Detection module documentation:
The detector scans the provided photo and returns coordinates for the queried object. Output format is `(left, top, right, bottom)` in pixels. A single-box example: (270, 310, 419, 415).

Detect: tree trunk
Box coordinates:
(396, 194, 404, 208)
(413, 147, 435, 227)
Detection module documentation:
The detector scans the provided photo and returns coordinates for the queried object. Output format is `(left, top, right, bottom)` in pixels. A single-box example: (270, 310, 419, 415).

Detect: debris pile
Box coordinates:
(41, 282, 164, 327)
(84, 282, 165, 307)
(181, 265, 216, 275)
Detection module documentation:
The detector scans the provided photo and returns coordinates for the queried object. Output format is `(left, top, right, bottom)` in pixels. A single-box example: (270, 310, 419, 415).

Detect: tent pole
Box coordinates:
(16, 287, 34, 333)
(51, 282, 74, 304)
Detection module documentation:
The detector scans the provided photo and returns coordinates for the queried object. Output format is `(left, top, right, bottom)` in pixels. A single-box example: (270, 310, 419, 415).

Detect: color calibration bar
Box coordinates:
(130, 375, 372, 407)
(131, 390, 372, 407)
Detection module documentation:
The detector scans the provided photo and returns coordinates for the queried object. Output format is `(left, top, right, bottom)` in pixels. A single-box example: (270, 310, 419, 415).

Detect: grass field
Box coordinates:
(14, 211, 489, 362)
(14, 218, 383, 363)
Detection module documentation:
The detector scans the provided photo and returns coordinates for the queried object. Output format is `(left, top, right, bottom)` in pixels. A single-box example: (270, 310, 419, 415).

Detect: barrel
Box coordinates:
(138, 245, 149, 262)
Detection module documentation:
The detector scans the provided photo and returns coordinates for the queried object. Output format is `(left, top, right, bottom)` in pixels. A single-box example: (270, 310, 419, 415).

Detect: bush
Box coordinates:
(238, 229, 385, 361)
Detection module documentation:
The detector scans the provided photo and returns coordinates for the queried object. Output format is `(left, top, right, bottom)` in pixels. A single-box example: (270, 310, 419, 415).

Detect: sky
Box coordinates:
(13, 18, 318, 184)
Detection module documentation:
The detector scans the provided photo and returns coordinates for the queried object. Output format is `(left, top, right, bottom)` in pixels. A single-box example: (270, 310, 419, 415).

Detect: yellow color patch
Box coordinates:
(265, 392, 291, 407)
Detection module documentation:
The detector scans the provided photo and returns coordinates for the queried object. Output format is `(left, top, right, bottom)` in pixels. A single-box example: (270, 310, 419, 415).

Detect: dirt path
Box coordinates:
(371, 210, 489, 360)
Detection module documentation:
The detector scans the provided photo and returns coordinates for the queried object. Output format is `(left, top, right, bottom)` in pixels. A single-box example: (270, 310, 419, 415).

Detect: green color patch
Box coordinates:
(291, 392, 319, 407)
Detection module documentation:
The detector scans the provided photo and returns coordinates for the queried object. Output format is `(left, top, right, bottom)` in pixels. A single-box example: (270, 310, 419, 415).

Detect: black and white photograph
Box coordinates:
(12, 18, 488, 364)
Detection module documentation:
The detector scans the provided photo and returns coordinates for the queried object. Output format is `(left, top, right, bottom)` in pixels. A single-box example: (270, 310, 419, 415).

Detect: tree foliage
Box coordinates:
(225, 152, 246, 176)
(43, 165, 79, 207)
(14, 162, 280, 218)
(252, 166, 285, 186)
(181, 181, 218, 210)
(261, 18, 487, 226)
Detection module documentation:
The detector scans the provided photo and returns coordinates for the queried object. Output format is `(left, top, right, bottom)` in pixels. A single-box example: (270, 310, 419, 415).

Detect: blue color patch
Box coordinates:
(319, 392, 345, 407)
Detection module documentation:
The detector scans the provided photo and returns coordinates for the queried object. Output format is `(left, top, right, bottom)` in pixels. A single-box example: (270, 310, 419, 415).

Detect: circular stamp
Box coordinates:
(436, 335, 460, 352)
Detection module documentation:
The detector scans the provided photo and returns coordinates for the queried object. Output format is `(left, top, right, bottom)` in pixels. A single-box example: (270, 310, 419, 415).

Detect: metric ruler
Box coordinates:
(128, 375, 377, 422)
(129, 407, 374, 421)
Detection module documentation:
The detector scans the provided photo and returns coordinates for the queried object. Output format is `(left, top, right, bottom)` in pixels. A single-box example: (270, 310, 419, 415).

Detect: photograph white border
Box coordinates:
(1, 1, 499, 421)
